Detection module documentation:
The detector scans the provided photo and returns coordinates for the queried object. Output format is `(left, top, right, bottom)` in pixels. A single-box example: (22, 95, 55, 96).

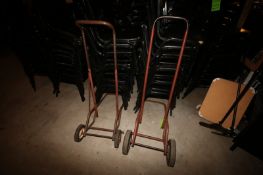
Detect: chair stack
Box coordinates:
(134, 21, 198, 113)
(50, 27, 87, 101)
(82, 27, 139, 109)
(73, 0, 145, 109)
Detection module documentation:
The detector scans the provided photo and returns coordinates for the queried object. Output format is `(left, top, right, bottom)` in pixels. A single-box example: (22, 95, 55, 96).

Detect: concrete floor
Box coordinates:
(0, 51, 263, 175)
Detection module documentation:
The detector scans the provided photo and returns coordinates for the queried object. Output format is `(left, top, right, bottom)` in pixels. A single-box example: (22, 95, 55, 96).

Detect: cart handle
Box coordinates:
(76, 20, 119, 119)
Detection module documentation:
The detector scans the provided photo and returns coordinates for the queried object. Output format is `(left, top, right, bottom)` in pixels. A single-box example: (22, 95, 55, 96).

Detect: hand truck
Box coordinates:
(74, 20, 123, 148)
(122, 16, 189, 167)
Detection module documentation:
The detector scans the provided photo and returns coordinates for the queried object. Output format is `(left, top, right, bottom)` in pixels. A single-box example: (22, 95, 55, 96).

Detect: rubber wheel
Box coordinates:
(114, 129, 122, 148)
(166, 139, 176, 167)
(122, 130, 132, 155)
(74, 124, 86, 142)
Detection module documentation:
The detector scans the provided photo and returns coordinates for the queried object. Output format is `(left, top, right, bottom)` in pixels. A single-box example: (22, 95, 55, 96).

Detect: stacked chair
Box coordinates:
(49, 27, 87, 101)
(84, 26, 137, 110)
(16, 16, 55, 93)
(183, 0, 246, 96)
(16, 7, 88, 101)
(73, 0, 144, 109)
(134, 3, 198, 113)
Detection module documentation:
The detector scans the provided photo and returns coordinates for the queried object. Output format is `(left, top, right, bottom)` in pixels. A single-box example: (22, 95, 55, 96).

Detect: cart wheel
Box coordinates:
(74, 124, 86, 142)
(122, 130, 132, 155)
(166, 139, 176, 167)
(114, 129, 122, 148)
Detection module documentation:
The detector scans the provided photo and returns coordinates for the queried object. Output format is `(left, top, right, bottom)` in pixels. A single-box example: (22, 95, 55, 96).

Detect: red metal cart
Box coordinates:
(74, 20, 123, 148)
(122, 16, 189, 167)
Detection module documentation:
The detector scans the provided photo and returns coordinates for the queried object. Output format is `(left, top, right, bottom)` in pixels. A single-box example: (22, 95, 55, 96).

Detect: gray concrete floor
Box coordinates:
(0, 51, 263, 175)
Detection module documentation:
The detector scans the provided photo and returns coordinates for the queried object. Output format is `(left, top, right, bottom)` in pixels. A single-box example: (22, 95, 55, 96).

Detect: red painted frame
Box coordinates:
(76, 20, 123, 141)
(130, 16, 189, 155)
